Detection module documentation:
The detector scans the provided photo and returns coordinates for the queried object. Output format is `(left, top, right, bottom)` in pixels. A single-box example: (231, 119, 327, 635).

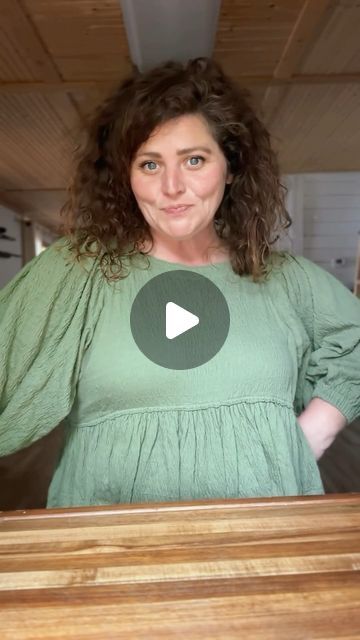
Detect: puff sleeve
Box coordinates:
(279, 254, 360, 424)
(0, 237, 104, 456)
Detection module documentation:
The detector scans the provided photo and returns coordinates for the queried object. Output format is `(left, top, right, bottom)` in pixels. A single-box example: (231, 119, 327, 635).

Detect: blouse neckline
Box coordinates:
(138, 252, 231, 270)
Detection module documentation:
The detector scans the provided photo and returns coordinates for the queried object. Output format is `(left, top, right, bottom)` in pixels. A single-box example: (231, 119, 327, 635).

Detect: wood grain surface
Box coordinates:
(0, 494, 360, 639)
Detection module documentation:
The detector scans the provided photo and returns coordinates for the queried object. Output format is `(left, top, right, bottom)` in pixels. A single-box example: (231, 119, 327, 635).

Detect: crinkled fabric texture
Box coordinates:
(1, 237, 359, 507)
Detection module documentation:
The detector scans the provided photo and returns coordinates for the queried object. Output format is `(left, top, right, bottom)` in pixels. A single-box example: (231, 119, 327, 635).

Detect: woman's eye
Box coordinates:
(141, 161, 158, 171)
(187, 156, 204, 167)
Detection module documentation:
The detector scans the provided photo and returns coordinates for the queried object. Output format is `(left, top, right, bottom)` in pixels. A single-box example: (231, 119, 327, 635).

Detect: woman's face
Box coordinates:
(130, 113, 233, 244)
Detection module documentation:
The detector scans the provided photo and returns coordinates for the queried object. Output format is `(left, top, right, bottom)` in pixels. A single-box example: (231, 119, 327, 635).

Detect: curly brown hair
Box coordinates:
(59, 57, 291, 282)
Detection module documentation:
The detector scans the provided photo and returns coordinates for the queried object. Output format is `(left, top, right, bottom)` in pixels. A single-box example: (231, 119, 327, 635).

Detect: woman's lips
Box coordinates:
(163, 205, 193, 215)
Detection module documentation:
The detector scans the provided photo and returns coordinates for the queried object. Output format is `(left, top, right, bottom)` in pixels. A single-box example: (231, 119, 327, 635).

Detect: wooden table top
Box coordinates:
(0, 494, 360, 639)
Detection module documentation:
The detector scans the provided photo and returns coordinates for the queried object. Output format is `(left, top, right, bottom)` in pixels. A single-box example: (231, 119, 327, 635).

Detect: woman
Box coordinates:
(0, 58, 359, 508)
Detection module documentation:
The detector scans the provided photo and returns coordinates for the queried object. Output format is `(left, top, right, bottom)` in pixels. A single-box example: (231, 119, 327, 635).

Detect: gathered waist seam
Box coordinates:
(68, 396, 295, 429)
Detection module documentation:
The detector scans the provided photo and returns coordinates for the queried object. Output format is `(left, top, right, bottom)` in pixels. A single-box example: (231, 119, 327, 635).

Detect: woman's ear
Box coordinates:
(226, 172, 234, 185)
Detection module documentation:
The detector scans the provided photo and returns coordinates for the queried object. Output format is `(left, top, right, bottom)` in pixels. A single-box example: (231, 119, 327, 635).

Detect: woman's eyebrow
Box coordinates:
(136, 146, 212, 158)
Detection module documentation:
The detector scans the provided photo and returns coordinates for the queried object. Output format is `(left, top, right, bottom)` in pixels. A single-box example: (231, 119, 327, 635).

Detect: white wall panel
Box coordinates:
(303, 172, 360, 290)
(0, 206, 22, 290)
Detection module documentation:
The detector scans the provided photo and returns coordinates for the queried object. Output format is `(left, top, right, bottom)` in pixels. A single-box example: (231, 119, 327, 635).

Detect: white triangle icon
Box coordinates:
(166, 302, 199, 340)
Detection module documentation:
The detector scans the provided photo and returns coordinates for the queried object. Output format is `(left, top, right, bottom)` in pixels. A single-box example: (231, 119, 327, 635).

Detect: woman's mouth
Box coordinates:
(163, 205, 193, 215)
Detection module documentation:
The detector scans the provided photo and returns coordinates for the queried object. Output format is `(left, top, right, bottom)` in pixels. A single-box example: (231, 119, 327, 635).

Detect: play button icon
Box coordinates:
(166, 302, 199, 339)
(130, 269, 230, 369)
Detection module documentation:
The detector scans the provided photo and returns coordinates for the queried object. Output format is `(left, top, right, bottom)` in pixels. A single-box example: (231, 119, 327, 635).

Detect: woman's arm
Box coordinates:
(277, 254, 360, 458)
(0, 238, 103, 456)
(296, 397, 348, 460)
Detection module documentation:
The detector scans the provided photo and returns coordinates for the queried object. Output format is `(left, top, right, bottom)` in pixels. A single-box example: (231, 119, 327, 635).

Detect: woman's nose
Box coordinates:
(161, 168, 185, 196)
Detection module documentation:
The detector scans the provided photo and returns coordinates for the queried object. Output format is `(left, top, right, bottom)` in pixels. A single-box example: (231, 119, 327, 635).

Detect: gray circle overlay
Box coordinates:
(130, 270, 230, 370)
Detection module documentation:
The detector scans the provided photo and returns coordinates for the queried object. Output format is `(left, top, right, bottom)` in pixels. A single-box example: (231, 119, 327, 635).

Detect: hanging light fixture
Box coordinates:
(119, 0, 221, 72)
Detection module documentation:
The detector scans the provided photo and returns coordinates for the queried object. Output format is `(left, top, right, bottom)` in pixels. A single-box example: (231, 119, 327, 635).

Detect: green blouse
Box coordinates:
(1, 237, 359, 507)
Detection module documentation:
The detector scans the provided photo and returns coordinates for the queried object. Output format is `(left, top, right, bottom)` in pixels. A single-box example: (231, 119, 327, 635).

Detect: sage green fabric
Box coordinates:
(1, 237, 359, 507)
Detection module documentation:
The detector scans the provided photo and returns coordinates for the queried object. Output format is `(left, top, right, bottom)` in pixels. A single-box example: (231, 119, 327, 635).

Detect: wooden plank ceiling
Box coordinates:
(0, 0, 360, 232)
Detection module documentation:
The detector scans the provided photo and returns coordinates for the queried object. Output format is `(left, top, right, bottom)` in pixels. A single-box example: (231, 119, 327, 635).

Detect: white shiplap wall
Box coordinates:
(0, 206, 23, 290)
(286, 172, 360, 290)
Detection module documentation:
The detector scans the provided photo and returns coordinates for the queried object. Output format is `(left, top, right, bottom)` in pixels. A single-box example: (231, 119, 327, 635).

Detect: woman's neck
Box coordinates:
(137, 239, 230, 266)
